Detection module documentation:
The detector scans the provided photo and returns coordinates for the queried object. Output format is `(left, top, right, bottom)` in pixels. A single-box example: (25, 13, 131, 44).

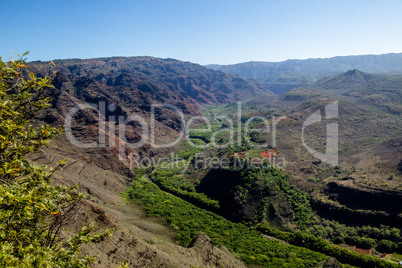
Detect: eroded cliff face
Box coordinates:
(310, 180, 402, 226)
(30, 57, 271, 116)
(326, 181, 402, 214)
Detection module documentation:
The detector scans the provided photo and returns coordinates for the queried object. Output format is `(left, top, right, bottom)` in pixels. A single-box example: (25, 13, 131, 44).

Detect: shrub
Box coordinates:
(376, 240, 396, 253)
(0, 53, 110, 266)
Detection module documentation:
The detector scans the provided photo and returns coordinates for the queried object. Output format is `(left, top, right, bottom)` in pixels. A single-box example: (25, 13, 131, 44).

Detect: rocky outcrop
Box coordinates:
(187, 232, 246, 268)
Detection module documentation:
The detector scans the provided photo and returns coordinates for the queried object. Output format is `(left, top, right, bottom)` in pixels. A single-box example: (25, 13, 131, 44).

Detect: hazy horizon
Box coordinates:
(2, 0, 402, 65)
(5, 51, 399, 68)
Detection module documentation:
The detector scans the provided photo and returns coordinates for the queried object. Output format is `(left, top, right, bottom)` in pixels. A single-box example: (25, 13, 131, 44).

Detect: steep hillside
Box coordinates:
(32, 56, 271, 112)
(26, 57, 273, 175)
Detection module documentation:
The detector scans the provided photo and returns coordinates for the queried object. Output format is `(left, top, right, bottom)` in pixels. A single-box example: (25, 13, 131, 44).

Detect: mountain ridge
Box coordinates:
(206, 52, 402, 73)
(32, 56, 272, 109)
(205, 53, 402, 94)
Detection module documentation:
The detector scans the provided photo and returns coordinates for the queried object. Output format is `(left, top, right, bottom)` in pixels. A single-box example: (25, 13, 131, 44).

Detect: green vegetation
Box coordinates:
(308, 176, 321, 182)
(140, 154, 312, 228)
(233, 168, 312, 227)
(376, 240, 398, 254)
(344, 236, 376, 249)
(257, 222, 399, 268)
(177, 146, 203, 160)
(126, 176, 328, 267)
(0, 54, 110, 267)
(304, 218, 401, 252)
(147, 167, 220, 211)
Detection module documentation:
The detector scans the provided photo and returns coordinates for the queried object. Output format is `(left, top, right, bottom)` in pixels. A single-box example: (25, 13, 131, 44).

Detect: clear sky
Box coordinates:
(1, 0, 402, 65)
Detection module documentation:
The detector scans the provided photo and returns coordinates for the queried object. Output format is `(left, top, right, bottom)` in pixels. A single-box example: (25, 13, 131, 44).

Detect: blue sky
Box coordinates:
(1, 0, 402, 65)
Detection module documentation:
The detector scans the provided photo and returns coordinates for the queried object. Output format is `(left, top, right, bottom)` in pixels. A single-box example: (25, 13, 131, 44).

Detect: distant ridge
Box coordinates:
(205, 53, 402, 94)
(206, 53, 402, 74)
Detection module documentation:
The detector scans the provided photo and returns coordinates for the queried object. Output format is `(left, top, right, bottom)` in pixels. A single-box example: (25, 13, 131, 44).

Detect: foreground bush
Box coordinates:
(0, 53, 110, 267)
